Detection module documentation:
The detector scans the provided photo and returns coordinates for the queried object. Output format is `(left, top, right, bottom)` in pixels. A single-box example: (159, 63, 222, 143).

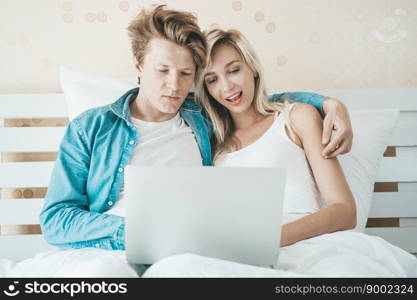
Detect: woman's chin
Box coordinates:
(225, 101, 251, 114)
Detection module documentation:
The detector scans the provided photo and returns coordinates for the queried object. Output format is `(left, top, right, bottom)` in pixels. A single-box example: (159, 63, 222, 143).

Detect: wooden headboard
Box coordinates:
(0, 88, 416, 261)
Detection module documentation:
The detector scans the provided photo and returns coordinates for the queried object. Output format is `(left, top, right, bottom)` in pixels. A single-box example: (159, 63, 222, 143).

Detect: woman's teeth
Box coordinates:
(226, 92, 242, 102)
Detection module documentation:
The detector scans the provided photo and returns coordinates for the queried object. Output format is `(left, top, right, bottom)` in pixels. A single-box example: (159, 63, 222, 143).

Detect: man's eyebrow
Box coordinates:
(204, 60, 240, 77)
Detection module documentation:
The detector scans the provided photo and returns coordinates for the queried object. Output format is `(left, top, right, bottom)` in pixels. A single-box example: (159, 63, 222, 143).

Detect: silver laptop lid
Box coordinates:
(125, 166, 286, 267)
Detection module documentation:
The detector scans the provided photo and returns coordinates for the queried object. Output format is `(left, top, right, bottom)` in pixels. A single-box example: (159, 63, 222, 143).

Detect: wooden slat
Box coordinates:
(308, 88, 417, 111)
(0, 235, 54, 261)
(400, 218, 417, 227)
(370, 192, 417, 218)
(0, 224, 41, 235)
(364, 227, 417, 253)
(389, 111, 417, 146)
(2, 89, 417, 116)
(305, 89, 417, 145)
(366, 218, 399, 227)
(1, 187, 47, 199)
(0, 94, 67, 118)
(4, 118, 68, 127)
(374, 182, 398, 192)
(396, 147, 417, 157)
(4, 90, 415, 114)
(376, 157, 417, 182)
(0, 199, 44, 224)
(0, 127, 65, 152)
(383, 146, 396, 157)
(0, 162, 54, 188)
(398, 182, 417, 192)
(1, 152, 57, 162)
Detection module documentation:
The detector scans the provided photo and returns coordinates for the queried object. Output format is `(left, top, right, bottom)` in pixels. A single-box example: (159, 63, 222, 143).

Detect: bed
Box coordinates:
(0, 87, 416, 277)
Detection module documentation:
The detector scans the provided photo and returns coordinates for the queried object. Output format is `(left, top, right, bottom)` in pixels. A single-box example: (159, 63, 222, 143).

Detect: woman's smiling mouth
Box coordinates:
(225, 91, 242, 105)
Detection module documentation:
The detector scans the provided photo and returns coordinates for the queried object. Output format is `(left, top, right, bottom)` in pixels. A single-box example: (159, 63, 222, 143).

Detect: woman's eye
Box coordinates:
(206, 78, 216, 85)
(230, 68, 240, 74)
(158, 69, 168, 73)
(181, 72, 193, 76)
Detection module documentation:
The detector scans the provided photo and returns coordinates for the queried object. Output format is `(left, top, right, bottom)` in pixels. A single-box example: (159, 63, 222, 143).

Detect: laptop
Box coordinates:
(125, 165, 286, 267)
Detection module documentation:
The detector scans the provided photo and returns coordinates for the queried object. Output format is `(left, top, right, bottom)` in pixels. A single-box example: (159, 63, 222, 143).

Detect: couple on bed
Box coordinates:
(39, 5, 356, 277)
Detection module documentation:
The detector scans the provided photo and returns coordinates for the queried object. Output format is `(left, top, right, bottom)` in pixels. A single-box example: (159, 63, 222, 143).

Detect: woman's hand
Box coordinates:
(321, 98, 353, 158)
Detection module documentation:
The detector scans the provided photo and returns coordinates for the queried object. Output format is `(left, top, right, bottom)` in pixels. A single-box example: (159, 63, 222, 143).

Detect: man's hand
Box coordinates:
(321, 98, 353, 158)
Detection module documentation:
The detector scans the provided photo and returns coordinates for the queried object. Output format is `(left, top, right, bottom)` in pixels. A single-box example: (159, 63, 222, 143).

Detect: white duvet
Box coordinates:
(1, 231, 416, 277)
(143, 231, 417, 277)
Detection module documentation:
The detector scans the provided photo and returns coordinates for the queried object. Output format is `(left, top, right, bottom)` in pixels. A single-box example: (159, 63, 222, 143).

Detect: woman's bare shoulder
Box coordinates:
(289, 103, 322, 134)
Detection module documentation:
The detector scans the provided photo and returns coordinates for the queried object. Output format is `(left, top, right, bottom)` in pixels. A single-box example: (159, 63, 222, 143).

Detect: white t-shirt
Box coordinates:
(106, 113, 202, 216)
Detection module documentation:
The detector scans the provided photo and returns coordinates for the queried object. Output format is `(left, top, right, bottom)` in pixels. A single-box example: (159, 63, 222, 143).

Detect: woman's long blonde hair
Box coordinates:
(196, 29, 291, 159)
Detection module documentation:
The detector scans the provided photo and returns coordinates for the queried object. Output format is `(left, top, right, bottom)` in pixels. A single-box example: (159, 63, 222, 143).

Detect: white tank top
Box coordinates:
(215, 109, 322, 224)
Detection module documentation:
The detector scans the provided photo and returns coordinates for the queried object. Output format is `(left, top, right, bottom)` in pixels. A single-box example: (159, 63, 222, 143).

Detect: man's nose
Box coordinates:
(167, 72, 180, 91)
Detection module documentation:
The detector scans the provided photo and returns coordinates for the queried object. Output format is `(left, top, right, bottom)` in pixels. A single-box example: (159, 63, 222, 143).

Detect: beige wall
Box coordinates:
(1, 0, 416, 93)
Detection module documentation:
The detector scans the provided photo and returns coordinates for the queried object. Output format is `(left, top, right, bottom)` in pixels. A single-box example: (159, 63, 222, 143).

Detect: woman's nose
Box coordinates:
(221, 77, 233, 94)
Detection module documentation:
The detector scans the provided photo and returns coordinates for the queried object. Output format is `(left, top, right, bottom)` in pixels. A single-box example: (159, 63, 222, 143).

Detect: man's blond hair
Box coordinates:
(127, 5, 207, 81)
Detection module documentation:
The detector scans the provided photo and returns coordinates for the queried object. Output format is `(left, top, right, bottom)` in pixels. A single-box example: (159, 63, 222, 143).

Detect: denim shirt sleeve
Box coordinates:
(268, 92, 327, 117)
(39, 118, 125, 250)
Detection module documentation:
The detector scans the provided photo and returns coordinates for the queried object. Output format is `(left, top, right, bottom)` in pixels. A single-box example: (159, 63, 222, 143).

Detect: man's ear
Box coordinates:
(135, 63, 142, 85)
(135, 63, 141, 71)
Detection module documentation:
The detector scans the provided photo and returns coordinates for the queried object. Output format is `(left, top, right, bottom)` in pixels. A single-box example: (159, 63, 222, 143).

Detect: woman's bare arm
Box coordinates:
(280, 103, 356, 247)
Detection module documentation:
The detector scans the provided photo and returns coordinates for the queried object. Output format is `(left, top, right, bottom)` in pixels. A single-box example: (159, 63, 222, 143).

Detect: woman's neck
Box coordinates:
(231, 107, 265, 130)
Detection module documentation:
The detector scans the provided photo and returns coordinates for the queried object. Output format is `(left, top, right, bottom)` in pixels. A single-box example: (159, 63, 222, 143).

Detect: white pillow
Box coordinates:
(60, 67, 399, 232)
(60, 66, 136, 120)
(337, 109, 399, 232)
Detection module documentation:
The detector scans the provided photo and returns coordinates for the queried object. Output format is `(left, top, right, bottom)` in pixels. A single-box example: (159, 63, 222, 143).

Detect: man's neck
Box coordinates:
(130, 93, 176, 122)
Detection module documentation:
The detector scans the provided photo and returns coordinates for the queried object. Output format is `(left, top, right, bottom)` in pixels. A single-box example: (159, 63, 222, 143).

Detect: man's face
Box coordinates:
(136, 38, 196, 121)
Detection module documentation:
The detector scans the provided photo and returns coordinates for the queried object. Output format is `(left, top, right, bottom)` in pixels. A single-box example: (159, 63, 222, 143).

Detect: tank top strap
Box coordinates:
(273, 104, 300, 145)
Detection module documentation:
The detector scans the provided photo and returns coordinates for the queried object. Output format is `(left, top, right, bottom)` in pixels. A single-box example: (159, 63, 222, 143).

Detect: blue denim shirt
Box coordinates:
(40, 88, 326, 250)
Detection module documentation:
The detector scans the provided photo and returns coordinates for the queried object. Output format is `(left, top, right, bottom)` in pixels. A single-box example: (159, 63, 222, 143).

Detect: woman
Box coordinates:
(197, 29, 357, 247)
(141, 28, 358, 278)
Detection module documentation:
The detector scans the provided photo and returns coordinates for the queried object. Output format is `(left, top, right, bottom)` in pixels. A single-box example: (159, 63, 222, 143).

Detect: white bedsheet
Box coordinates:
(1, 231, 416, 277)
(275, 231, 417, 277)
(0, 248, 138, 278)
(142, 231, 417, 277)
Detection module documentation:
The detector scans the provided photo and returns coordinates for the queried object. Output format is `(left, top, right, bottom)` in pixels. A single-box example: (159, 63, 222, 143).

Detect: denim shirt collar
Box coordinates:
(109, 87, 202, 125)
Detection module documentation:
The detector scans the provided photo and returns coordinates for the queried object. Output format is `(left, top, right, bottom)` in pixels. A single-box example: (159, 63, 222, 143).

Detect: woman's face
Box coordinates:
(203, 43, 256, 115)
(137, 38, 196, 119)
